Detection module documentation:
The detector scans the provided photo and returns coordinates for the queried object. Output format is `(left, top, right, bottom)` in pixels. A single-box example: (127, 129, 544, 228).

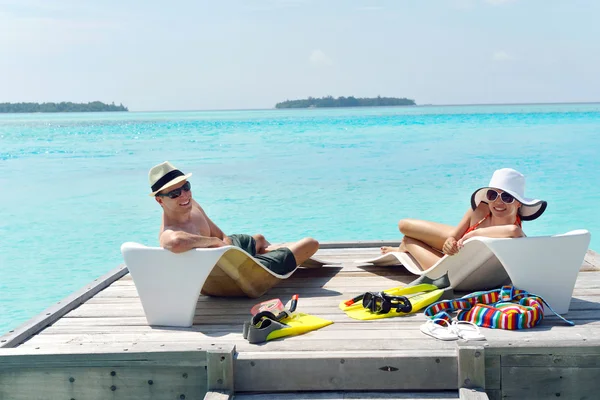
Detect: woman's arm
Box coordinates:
(448, 208, 474, 240)
(442, 207, 482, 255)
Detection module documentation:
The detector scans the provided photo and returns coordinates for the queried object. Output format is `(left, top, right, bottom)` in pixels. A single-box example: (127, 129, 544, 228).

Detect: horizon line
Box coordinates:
(130, 100, 600, 113)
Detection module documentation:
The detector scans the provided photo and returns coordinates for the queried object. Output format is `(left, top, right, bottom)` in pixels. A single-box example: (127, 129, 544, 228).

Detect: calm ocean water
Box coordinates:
(1, 104, 599, 333)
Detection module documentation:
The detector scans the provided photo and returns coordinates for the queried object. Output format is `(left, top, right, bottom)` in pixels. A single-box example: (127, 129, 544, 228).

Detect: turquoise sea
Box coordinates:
(1, 104, 599, 334)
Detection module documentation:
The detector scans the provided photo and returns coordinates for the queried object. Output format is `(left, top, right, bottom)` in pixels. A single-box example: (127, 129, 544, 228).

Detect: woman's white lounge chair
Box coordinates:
(358, 230, 591, 314)
(121, 242, 337, 327)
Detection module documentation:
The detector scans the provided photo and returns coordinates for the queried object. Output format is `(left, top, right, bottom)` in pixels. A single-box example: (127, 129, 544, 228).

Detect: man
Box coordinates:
(149, 161, 319, 275)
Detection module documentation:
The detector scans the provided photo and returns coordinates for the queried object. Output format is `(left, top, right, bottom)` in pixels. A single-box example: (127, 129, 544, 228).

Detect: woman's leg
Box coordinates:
(400, 236, 444, 271)
(399, 219, 454, 250)
(381, 218, 454, 254)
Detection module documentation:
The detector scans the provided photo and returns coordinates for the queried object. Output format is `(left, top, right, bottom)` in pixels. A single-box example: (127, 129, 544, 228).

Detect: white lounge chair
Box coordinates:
(120, 242, 337, 327)
(357, 230, 591, 314)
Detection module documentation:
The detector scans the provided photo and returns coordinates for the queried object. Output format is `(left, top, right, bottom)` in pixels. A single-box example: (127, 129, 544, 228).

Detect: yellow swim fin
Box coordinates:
(244, 295, 333, 344)
(266, 313, 333, 341)
(339, 283, 444, 320)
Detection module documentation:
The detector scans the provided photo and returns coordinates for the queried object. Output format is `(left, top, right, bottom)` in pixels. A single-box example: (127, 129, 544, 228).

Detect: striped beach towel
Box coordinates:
(424, 285, 574, 329)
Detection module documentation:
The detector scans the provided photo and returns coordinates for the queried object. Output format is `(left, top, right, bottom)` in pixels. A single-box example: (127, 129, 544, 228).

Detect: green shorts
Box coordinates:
(228, 234, 297, 275)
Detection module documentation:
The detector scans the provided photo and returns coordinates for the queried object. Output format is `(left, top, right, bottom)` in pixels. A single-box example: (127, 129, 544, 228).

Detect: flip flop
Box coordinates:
(451, 321, 486, 341)
(420, 319, 459, 341)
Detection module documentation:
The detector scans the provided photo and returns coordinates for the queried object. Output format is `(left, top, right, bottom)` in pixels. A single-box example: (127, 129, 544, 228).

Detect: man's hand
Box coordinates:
(209, 237, 228, 248)
(442, 237, 459, 256)
(223, 236, 233, 246)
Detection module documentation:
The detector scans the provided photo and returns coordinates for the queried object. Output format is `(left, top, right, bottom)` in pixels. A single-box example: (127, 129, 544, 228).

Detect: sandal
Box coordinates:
(420, 319, 459, 341)
(451, 321, 486, 341)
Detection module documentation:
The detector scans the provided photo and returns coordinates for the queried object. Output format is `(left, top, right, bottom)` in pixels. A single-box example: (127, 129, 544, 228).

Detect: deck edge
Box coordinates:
(0, 264, 129, 348)
(318, 240, 401, 249)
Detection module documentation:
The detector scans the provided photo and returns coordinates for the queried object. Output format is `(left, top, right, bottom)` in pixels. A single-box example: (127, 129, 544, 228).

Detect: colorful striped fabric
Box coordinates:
(423, 286, 574, 329)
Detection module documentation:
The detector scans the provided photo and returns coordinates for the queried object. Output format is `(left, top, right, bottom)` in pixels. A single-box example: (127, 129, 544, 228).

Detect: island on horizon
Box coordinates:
(0, 101, 128, 113)
(275, 96, 416, 109)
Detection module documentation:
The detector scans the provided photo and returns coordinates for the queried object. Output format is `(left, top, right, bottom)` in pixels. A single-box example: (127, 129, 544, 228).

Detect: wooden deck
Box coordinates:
(1, 243, 599, 400)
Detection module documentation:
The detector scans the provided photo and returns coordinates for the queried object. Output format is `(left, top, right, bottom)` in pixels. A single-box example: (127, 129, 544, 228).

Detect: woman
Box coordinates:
(381, 168, 547, 271)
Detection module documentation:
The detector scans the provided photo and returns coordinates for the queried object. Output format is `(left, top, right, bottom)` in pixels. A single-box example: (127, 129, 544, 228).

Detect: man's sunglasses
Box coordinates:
(486, 189, 515, 204)
(156, 181, 191, 199)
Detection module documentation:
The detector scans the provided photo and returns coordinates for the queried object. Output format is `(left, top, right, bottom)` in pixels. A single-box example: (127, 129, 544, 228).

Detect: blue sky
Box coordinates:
(1, 0, 598, 111)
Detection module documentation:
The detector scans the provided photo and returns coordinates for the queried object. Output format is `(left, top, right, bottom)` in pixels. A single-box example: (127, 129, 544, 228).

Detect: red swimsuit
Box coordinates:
(462, 213, 522, 238)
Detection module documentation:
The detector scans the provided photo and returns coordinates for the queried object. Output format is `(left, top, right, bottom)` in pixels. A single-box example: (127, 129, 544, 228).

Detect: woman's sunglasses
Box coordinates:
(157, 181, 191, 199)
(486, 189, 515, 204)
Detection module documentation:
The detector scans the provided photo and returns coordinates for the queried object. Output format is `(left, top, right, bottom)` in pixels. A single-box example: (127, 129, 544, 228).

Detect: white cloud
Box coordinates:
(309, 49, 333, 67)
(492, 51, 513, 61)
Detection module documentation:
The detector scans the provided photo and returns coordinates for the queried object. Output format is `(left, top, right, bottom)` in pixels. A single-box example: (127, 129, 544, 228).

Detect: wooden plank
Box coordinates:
(0, 348, 209, 400)
(233, 392, 460, 399)
(485, 342, 600, 356)
(458, 388, 489, 400)
(501, 353, 600, 368)
(0, 264, 128, 348)
(584, 249, 600, 268)
(18, 339, 457, 354)
(501, 366, 600, 399)
(39, 321, 433, 335)
(23, 331, 461, 350)
(457, 345, 485, 390)
(46, 319, 430, 330)
(207, 345, 235, 393)
(0, 349, 208, 368)
(234, 351, 458, 391)
(484, 355, 500, 390)
(0, 365, 206, 400)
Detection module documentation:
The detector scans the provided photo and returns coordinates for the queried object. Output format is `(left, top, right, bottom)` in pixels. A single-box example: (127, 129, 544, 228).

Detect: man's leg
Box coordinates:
(253, 237, 319, 275)
(381, 219, 454, 254)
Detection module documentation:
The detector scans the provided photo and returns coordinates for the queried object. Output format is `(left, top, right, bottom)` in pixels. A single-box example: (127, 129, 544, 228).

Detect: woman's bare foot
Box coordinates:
(380, 239, 409, 254)
(380, 246, 398, 254)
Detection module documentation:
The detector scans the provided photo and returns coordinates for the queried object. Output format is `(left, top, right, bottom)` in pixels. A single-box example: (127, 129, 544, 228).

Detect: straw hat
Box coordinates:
(470, 168, 547, 221)
(148, 161, 192, 196)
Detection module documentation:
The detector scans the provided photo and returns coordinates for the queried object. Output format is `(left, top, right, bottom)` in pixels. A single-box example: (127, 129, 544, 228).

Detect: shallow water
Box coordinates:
(1, 103, 599, 333)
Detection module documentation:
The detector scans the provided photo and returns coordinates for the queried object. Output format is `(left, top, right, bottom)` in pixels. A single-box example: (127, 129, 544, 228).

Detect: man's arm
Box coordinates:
(160, 228, 225, 253)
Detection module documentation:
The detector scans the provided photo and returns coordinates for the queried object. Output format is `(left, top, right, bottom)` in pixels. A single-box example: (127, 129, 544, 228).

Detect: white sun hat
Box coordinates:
(470, 168, 547, 221)
(148, 161, 192, 196)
